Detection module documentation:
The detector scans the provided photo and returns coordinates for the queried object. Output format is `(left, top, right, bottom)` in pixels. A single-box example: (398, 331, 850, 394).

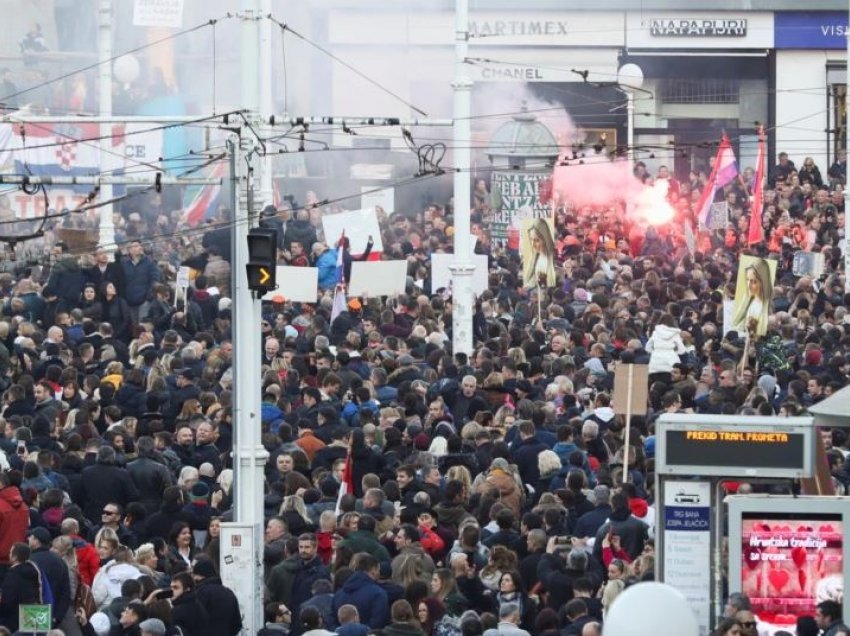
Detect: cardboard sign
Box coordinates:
(175, 266, 191, 288)
(55, 228, 99, 253)
(261, 266, 319, 303)
(349, 260, 407, 297)
(612, 364, 649, 415)
(322, 208, 384, 256)
(430, 253, 489, 294)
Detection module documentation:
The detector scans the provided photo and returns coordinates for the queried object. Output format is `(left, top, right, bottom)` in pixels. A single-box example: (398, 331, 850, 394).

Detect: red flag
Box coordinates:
(747, 127, 766, 245)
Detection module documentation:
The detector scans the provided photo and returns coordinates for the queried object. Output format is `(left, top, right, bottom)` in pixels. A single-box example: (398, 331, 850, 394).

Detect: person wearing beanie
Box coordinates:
(139, 617, 168, 636)
(193, 557, 243, 636)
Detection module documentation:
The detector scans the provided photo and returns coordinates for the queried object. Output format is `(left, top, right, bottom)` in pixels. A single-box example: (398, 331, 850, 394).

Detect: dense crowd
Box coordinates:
(0, 148, 846, 636)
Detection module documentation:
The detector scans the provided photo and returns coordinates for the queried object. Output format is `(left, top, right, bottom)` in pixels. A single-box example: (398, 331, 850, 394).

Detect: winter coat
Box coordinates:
(0, 561, 41, 631)
(101, 296, 134, 343)
(92, 561, 142, 609)
(71, 534, 100, 586)
(511, 435, 549, 486)
(331, 571, 390, 629)
(120, 254, 161, 307)
(171, 588, 211, 636)
(592, 508, 649, 562)
(195, 576, 243, 636)
(80, 462, 140, 523)
(475, 469, 523, 517)
(46, 257, 86, 306)
(266, 556, 330, 616)
(284, 219, 317, 252)
(645, 324, 685, 375)
(338, 530, 391, 562)
(0, 486, 28, 564)
(315, 249, 338, 289)
(127, 456, 173, 515)
(31, 546, 72, 624)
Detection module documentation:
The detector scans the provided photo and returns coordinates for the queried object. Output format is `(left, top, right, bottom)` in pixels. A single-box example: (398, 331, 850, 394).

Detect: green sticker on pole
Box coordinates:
(19, 604, 51, 633)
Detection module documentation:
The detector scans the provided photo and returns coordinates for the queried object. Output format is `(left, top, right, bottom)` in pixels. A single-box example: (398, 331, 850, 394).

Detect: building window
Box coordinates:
(660, 78, 740, 104)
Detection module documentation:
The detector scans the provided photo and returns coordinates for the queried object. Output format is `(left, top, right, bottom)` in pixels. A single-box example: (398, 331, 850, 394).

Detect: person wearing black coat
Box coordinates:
(100, 282, 134, 344)
(511, 422, 549, 487)
(169, 572, 210, 636)
(143, 486, 198, 543)
(192, 558, 243, 636)
(85, 248, 125, 298)
(28, 527, 71, 629)
(79, 446, 140, 524)
(0, 543, 42, 632)
(127, 437, 174, 515)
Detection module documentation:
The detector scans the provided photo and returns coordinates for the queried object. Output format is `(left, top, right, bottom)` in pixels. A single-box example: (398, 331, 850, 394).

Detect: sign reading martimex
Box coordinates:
(650, 18, 747, 37)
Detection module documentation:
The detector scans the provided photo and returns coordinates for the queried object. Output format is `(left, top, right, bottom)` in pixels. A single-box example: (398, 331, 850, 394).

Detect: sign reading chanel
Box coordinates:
(650, 18, 747, 37)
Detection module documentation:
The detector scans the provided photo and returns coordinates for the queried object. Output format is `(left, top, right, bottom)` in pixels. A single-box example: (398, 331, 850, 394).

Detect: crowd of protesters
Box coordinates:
(0, 146, 846, 636)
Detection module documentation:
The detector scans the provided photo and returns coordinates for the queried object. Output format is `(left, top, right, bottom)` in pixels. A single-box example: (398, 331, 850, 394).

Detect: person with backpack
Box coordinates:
(28, 526, 72, 630)
(0, 542, 42, 631)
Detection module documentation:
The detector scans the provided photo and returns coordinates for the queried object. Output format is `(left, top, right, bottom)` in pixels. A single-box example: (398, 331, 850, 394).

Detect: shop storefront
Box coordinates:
(623, 11, 773, 180)
(774, 12, 847, 171)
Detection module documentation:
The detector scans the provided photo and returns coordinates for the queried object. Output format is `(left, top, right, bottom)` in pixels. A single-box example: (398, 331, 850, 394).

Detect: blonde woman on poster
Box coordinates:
(521, 218, 557, 288)
(732, 256, 775, 337)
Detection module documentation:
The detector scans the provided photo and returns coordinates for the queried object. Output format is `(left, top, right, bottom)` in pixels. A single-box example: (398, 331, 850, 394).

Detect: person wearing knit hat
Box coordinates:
(140, 618, 167, 636)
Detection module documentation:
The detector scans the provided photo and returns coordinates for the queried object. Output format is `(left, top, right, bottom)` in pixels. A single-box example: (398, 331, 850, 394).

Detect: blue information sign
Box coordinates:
(775, 12, 848, 50)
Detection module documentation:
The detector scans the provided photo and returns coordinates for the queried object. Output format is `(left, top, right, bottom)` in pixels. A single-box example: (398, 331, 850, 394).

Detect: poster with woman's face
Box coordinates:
(732, 255, 776, 337)
(520, 217, 557, 289)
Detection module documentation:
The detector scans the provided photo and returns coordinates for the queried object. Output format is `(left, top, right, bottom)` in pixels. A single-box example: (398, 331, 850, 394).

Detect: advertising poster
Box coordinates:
(520, 217, 557, 288)
(490, 172, 552, 249)
(663, 480, 712, 636)
(731, 255, 776, 337)
(741, 515, 843, 633)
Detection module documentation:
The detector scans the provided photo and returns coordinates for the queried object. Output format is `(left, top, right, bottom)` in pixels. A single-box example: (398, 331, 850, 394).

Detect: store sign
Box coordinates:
(663, 481, 712, 636)
(469, 19, 568, 37)
(650, 18, 747, 37)
(626, 12, 773, 49)
(775, 12, 848, 49)
(478, 66, 544, 81)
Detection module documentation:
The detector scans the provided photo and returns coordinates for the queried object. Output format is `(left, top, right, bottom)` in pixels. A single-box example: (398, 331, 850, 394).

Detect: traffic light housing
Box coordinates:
(246, 227, 278, 293)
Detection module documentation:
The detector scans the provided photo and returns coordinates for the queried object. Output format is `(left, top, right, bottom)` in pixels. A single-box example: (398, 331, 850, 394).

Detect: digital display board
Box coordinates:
(740, 513, 843, 633)
(656, 415, 814, 478)
(665, 430, 806, 470)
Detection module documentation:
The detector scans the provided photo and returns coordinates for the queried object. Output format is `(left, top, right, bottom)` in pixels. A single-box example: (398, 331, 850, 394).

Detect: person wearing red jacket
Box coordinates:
(0, 472, 28, 580)
(59, 518, 100, 586)
(417, 510, 445, 560)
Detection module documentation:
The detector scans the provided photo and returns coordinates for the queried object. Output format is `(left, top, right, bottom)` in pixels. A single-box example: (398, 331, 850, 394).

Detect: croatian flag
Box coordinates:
(330, 231, 347, 324)
(696, 134, 738, 226)
(183, 161, 227, 226)
(747, 127, 766, 246)
(0, 122, 101, 192)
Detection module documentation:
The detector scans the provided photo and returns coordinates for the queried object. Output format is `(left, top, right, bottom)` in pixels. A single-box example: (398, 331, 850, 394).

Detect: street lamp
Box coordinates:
(617, 63, 644, 166)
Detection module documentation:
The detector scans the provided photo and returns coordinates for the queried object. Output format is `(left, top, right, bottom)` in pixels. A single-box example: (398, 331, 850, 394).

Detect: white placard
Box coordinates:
(220, 522, 260, 636)
(133, 0, 184, 28)
(349, 260, 408, 297)
(175, 266, 190, 288)
(663, 480, 712, 636)
(322, 208, 384, 255)
(361, 186, 395, 215)
(431, 253, 489, 295)
(722, 299, 734, 337)
(261, 266, 319, 303)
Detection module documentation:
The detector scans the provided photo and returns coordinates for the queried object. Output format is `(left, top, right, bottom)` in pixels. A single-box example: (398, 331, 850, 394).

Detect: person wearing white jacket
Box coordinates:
(91, 546, 142, 610)
(645, 315, 686, 384)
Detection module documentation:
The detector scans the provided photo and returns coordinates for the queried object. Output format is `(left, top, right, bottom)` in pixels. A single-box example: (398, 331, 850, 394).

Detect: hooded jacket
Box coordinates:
(331, 571, 390, 629)
(646, 324, 685, 374)
(0, 486, 28, 565)
(92, 560, 142, 609)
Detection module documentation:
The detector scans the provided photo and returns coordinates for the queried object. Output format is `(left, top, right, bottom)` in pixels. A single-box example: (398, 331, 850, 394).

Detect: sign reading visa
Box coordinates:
(775, 12, 848, 49)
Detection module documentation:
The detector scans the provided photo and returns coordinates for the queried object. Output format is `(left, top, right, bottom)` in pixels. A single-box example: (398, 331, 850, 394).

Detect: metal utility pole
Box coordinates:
(449, 0, 475, 356)
(218, 2, 269, 635)
(98, 0, 116, 254)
